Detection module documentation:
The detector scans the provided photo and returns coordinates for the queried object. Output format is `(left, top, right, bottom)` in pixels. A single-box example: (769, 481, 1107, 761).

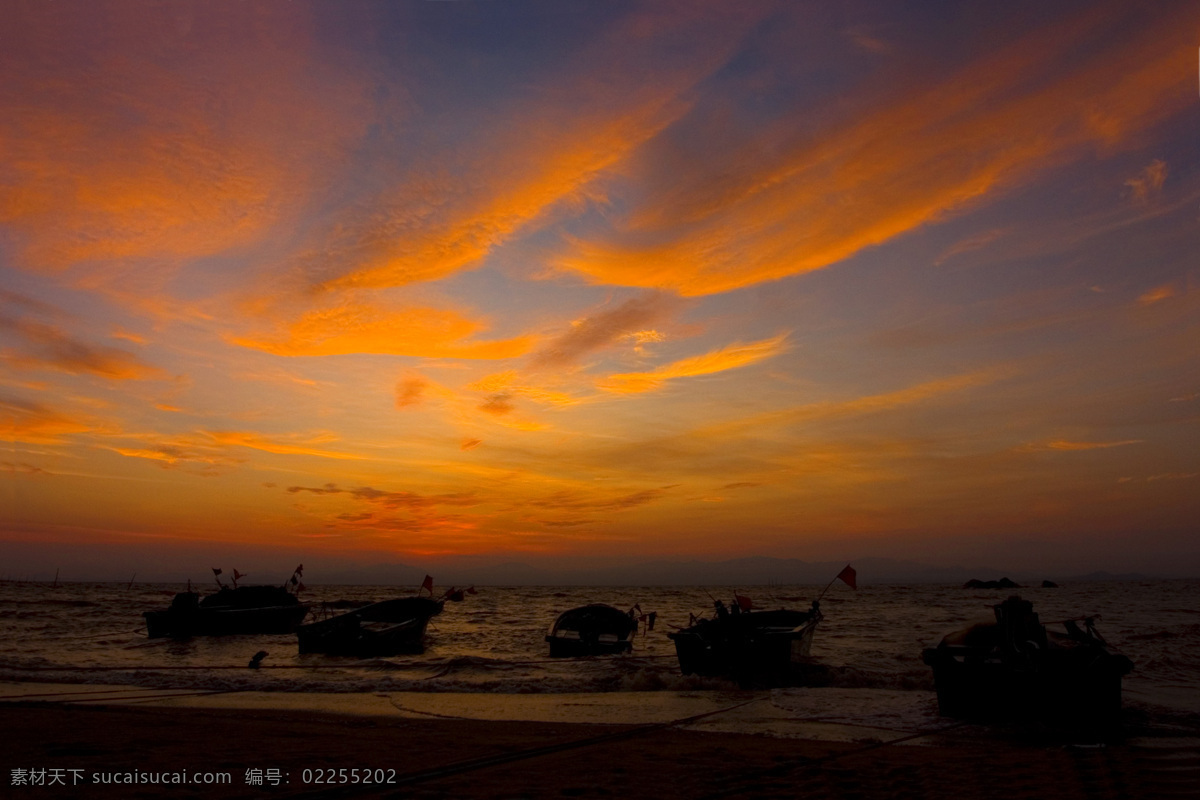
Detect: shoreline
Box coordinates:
(4, 683, 1199, 798)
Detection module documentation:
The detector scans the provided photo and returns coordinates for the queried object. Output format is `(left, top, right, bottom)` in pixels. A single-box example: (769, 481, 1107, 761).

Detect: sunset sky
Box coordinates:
(2, 1, 1198, 581)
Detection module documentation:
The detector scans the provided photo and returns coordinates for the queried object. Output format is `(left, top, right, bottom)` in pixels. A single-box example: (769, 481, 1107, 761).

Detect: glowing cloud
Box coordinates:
(556, 5, 1199, 295)
(0, 397, 95, 444)
(1138, 285, 1176, 306)
(231, 301, 532, 360)
(204, 431, 361, 461)
(600, 333, 789, 394)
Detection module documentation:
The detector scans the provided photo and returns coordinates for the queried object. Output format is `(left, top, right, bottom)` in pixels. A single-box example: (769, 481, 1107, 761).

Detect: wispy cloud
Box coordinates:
(287, 483, 479, 511)
(1125, 159, 1167, 204)
(700, 368, 1011, 438)
(556, 4, 1198, 295)
(526, 293, 683, 371)
(1138, 285, 1175, 306)
(1020, 439, 1143, 452)
(205, 431, 362, 461)
(599, 333, 790, 393)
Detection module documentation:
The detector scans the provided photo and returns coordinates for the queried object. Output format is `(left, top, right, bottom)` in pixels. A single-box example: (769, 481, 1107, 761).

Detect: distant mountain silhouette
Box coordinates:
(305, 556, 1158, 587)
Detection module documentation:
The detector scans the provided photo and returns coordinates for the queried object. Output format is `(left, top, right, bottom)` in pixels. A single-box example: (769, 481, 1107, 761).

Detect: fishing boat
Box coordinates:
(545, 604, 641, 657)
(143, 585, 310, 638)
(921, 595, 1134, 723)
(296, 596, 445, 657)
(668, 599, 824, 687)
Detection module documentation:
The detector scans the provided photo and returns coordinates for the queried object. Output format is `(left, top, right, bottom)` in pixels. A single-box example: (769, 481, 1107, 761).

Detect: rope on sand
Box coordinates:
(4, 653, 678, 672)
(0, 688, 241, 704)
(696, 720, 975, 800)
(383, 697, 766, 788)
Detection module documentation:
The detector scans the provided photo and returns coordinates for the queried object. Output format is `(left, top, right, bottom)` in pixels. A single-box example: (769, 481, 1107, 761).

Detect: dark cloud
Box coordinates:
(527, 292, 682, 370)
(479, 394, 515, 415)
(530, 486, 673, 512)
(395, 375, 428, 408)
(286, 483, 479, 511)
(0, 316, 165, 380)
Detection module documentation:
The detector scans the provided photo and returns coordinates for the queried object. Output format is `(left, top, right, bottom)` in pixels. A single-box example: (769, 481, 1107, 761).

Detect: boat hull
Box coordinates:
(297, 597, 444, 657)
(143, 604, 310, 638)
(922, 645, 1129, 722)
(545, 604, 637, 658)
(669, 607, 821, 687)
(922, 596, 1133, 723)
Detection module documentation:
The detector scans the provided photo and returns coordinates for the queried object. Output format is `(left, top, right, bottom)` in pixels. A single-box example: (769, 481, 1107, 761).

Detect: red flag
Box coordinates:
(836, 565, 857, 590)
(234, 569, 245, 581)
(734, 594, 753, 612)
(211, 568, 222, 576)
(466, 586, 477, 595)
(420, 574, 434, 595)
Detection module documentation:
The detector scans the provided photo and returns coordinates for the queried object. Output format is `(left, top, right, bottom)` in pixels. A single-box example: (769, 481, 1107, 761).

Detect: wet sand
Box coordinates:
(3, 688, 1197, 799)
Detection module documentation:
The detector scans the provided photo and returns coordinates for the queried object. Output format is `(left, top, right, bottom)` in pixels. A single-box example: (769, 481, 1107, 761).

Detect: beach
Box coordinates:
(4, 685, 1199, 799)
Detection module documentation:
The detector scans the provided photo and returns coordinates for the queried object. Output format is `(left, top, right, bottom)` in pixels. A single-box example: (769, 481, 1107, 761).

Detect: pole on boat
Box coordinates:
(52, 568, 59, 589)
(127, 573, 136, 590)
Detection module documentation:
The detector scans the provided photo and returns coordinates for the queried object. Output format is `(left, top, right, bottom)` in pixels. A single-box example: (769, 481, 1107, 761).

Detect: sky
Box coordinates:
(2, 0, 1198, 582)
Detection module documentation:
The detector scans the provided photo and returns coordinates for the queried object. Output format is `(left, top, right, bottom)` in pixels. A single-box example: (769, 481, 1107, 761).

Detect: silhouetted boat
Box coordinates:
(546, 604, 640, 657)
(143, 585, 310, 638)
(668, 599, 823, 687)
(922, 595, 1134, 723)
(296, 597, 444, 657)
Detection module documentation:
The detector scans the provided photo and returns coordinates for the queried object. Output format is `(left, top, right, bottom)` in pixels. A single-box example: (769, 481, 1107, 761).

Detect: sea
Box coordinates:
(2, 580, 1198, 737)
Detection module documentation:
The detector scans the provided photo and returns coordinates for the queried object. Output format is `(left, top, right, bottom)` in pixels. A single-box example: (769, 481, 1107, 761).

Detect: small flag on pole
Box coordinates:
(836, 564, 857, 590)
(212, 568, 222, 576)
(420, 575, 434, 595)
(734, 594, 754, 612)
(466, 586, 477, 595)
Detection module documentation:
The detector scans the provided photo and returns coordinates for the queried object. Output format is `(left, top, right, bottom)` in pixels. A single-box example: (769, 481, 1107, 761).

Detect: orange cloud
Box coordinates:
(599, 333, 789, 394)
(0, 397, 95, 444)
(204, 431, 361, 461)
(1138, 285, 1176, 306)
(230, 301, 533, 359)
(556, 4, 1199, 295)
(296, 7, 769, 295)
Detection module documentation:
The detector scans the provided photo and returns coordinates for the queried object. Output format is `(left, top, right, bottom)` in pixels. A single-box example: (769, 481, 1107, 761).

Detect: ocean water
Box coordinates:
(1, 579, 1197, 732)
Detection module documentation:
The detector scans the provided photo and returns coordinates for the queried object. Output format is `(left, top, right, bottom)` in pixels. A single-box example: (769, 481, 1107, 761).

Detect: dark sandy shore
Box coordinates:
(3, 701, 1198, 799)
